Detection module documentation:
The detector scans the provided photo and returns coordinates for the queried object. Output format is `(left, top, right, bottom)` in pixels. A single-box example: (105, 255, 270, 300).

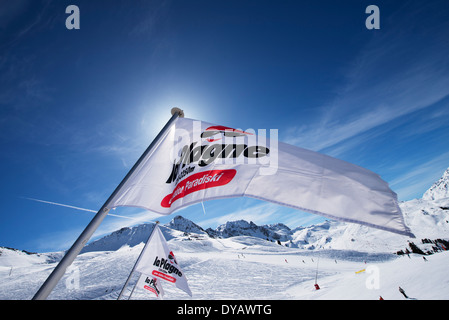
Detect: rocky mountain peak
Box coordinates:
(423, 167, 449, 200)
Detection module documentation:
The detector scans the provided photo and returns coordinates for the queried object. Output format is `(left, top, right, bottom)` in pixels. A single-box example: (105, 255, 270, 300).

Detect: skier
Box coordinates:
(399, 286, 408, 299)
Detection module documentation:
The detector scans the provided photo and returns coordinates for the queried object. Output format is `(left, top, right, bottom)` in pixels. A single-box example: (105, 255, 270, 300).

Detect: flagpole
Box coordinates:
(32, 108, 184, 300)
(127, 280, 139, 300)
(117, 222, 160, 300)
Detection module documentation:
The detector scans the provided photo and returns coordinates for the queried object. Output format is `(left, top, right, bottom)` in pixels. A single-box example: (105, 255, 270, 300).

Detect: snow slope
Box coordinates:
(287, 251, 449, 300)
(1, 167, 448, 300)
(1, 232, 448, 300)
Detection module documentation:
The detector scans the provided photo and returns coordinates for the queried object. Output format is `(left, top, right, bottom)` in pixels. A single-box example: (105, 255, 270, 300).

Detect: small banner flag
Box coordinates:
(136, 274, 165, 299)
(109, 117, 413, 237)
(134, 224, 192, 297)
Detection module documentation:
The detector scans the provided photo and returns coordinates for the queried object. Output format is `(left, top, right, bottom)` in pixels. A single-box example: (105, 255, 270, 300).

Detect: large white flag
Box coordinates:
(134, 224, 192, 296)
(109, 117, 413, 237)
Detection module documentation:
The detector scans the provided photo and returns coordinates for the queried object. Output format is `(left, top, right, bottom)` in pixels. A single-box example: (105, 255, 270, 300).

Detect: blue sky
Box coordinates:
(1, 0, 449, 252)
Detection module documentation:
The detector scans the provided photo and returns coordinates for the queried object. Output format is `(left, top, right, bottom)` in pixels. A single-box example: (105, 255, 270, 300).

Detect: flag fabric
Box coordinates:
(136, 274, 164, 299)
(109, 117, 413, 237)
(134, 224, 192, 296)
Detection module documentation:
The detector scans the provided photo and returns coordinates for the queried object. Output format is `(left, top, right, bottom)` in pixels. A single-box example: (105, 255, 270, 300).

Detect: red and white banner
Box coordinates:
(109, 117, 413, 237)
(134, 224, 192, 296)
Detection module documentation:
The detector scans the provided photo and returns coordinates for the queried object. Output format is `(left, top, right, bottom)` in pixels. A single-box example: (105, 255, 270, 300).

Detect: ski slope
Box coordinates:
(1, 231, 448, 300)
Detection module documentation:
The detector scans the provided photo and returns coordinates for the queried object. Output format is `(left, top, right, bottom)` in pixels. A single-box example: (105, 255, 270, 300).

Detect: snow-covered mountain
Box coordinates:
(205, 220, 292, 242)
(81, 217, 296, 254)
(81, 218, 203, 254)
(423, 167, 449, 201)
(81, 223, 155, 253)
(0, 246, 62, 267)
(167, 215, 207, 235)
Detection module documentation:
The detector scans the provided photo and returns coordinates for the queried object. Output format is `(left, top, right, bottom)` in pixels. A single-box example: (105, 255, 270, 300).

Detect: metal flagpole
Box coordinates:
(314, 250, 321, 290)
(32, 108, 184, 300)
(127, 280, 139, 300)
(117, 222, 160, 300)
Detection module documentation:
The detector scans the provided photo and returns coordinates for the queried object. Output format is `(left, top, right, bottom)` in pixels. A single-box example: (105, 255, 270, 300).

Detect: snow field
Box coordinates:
(0, 239, 387, 299)
(288, 251, 449, 300)
(2, 233, 449, 300)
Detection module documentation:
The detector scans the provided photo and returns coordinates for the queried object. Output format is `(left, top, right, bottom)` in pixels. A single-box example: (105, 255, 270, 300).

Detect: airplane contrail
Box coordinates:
(22, 197, 137, 220)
